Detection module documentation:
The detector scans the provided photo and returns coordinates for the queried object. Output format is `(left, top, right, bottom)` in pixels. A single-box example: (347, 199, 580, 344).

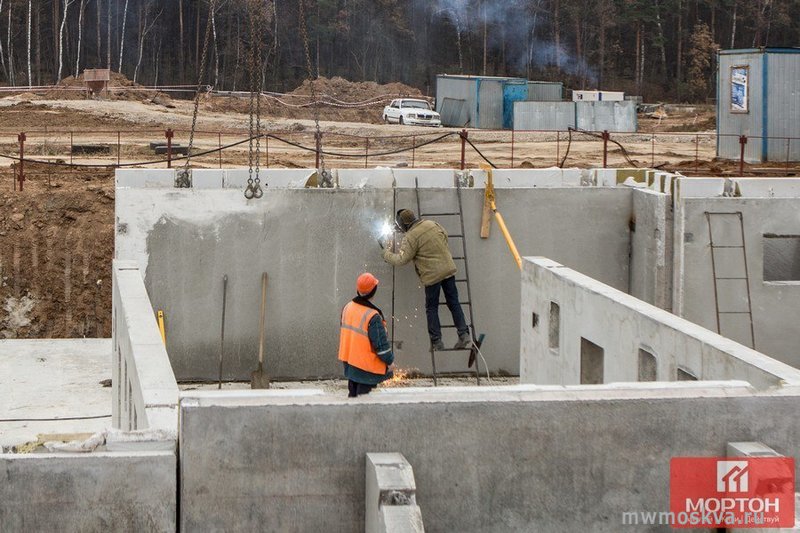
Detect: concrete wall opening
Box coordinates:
(677, 367, 698, 381)
(763, 235, 800, 282)
(548, 302, 560, 352)
(638, 348, 657, 381)
(580, 338, 604, 384)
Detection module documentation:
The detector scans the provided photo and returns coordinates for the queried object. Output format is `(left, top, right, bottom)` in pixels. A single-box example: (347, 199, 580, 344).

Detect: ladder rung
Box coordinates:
(449, 235, 464, 238)
(439, 301, 471, 306)
(719, 311, 752, 314)
(422, 212, 461, 217)
(454, 279, 468, 283)
(452, 256, 465, 260)
(434, 348, 472, 352)
(711, 245, 745, 249)
(715, 277, 748, 280)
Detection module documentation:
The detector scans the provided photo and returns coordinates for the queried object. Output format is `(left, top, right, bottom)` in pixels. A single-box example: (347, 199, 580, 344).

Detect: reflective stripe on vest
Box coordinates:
(337, 301, 387, 375)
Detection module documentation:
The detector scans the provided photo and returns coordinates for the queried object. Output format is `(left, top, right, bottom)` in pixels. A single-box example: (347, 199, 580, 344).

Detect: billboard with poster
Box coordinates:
(731, 66, 749, 113)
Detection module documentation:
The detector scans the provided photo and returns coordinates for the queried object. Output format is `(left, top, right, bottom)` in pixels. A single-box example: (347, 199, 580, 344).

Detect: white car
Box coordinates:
(383, 99, 442, 127)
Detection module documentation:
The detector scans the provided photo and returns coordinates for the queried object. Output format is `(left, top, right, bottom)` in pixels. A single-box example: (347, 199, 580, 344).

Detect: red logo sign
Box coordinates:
(670, 457, 795, 528)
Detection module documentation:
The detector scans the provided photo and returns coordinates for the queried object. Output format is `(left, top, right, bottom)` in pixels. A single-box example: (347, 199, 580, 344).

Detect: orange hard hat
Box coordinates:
(356, 272, 379, 296)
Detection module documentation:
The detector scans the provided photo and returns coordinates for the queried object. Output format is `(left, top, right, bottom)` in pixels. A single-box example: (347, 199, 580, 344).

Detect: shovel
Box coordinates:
(250, 272, 271, 389)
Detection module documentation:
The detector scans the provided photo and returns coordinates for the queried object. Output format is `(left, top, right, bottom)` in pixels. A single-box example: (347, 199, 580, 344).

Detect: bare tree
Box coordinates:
(118, 0, 129, 72)
(26, 0, 31, 86)
(57, 0, 75, 82)
(106, 0, 110, 69)
(7, 0, 15, 85)
(132, 2, 161, 83)
(95, 0, 100, 65)
(74, 0, 87, 76)
(0, 0, 7, 82)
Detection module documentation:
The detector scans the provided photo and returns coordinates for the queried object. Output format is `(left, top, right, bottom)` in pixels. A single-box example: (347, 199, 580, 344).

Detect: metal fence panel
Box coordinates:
(513, 101, 576, 131)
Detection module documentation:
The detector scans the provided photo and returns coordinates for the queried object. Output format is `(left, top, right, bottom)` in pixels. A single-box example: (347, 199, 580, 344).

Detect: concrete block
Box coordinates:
(676, 177, 725, 199)
(223, 168, 315, 188)
(392, 169, 455, 188)
(192, 169, 223, 189)
(727, 441, 782, 457)
(734, 179, 800, 198)
(338, 168, 395, 188)
(379, 506, 425, 533)
(492, 169, 562, 188)
(0, 452, 176, 531)
(116, 169, 175, 188)
(366, 453, 418, 533)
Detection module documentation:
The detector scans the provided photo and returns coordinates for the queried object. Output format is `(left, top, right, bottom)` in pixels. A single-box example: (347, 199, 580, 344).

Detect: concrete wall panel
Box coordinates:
(0, 452, 176, 532)
(178, 387, 800, 532)
(630, 189, 672, 310)
(115, 185, 632, 380)
(520, 257, 800, 388)
(673, 196, 800, 368)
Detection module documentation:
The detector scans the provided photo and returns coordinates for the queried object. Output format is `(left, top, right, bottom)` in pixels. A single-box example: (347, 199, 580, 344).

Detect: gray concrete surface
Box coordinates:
(0, 451, 176, 531)
(630, 188, 672, 310)
(520, 257, 800, 388)
(673, 194, 800, 368)
(179, 384, 800, 532)
(112, 261, 179, 435)
(0, 338, 111, 449)
(116, 184, 632, 380)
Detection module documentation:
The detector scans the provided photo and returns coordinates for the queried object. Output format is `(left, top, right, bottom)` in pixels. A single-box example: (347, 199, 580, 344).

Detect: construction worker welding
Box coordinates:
(381, 209, 471, 352)
(338, 273, 394, 397)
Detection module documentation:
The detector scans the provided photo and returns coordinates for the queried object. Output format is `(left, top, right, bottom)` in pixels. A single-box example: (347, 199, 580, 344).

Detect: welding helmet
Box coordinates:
(395, 209, 418, 233)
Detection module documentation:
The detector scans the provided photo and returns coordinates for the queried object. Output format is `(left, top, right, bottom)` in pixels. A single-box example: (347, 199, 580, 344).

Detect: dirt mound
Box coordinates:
(205, 76, 425, 124)
(43, 71, 174, 106)
(0, 165, 114, 338)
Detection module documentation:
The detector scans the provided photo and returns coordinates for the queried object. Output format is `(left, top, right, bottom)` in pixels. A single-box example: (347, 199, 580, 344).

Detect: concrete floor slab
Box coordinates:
(0, 339, 112, 449)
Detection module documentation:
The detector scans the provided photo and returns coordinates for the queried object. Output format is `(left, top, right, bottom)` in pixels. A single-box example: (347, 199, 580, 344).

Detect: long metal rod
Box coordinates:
(218, 274, 228, 389)
(415, 178, 434, 384)
(705, 212, 722, 335)
(391, 184, 397, 353)
(737, 212, 757, 349)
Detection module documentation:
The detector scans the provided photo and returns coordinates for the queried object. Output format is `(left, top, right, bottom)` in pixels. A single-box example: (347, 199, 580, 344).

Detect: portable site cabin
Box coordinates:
(717, 48, 800, 163)
(436, 75, 529, 129)
(527, 81, 564, 102)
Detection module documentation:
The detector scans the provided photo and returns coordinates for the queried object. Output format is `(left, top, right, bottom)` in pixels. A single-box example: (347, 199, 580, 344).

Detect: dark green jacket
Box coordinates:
(382, 220, 457, 286)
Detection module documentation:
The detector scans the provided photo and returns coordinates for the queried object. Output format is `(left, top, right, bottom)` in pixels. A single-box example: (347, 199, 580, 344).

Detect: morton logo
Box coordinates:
(717, 460, 749, 493)
(670, 457, 795, 529)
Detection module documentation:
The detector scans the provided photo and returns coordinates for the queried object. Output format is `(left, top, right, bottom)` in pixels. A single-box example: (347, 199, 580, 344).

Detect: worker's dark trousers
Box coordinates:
(425, 276, 469, 342)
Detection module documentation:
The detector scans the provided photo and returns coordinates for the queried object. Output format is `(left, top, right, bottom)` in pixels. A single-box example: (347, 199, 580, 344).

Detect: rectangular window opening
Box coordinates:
(638, 348, 657, 382)
(763, 235, 800, 282)
(548, 302, 560, 351)
(580, 338, 604, 385)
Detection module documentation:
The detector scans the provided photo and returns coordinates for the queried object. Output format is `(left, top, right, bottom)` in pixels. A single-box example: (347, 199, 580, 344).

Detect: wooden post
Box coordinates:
(17, 133, 26, 191)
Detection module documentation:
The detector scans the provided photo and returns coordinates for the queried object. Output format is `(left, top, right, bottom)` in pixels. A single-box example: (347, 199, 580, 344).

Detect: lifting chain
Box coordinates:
(179, 0, 216, 188)
(298, 0, 331, 187)
(244, 0, 265, 199)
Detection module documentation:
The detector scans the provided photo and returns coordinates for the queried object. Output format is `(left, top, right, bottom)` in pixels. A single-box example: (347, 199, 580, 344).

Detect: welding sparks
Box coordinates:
(378, 220, 394, 238)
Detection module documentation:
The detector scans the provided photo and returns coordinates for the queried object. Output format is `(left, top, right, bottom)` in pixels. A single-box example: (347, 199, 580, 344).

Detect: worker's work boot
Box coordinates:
(454, 332, 472, 350)
(431, 339, 445, 351)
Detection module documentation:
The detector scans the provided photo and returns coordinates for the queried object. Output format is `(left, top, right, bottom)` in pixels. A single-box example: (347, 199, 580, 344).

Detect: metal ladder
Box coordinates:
(705, 211, 756, 349)
(414, 178, 482, 385)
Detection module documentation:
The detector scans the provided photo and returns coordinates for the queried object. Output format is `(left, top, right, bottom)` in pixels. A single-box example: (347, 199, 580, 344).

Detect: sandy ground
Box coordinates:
(179, 374, 519, 394)
(0, 95, 733, 172)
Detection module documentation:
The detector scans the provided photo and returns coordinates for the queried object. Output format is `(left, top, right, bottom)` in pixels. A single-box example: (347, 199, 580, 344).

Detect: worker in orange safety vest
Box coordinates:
(338, 272, 395, 397)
